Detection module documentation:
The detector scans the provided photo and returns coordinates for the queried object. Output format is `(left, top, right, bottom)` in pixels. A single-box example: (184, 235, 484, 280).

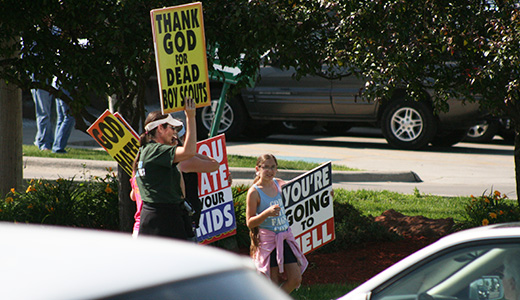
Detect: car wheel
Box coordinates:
(196, 95, 247, 140)
(465, 122, 499, 143)
(431, 129, 469, 147)
(381, 100, 437, 150)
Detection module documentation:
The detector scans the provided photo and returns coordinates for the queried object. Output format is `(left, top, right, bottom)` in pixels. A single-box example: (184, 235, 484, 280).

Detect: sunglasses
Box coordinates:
(166, 125, 182, 131)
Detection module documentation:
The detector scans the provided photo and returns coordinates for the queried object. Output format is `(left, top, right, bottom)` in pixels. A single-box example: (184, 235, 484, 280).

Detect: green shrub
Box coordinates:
(0, 178, 422, 251)
(231, 184, 251, 247)
(458, 190, 520, 229)
(1, 169, 119, 230)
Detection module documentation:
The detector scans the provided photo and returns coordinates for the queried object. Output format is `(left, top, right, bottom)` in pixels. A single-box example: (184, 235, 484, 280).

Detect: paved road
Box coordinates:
(227, 131, 516, 199)
(22, 119, 517, 199)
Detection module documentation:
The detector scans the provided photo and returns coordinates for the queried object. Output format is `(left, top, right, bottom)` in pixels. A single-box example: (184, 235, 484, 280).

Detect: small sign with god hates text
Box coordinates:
(87, 110, 140, 177)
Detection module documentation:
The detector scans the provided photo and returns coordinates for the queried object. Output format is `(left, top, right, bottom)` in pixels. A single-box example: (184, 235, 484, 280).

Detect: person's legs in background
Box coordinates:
(52, 95, 75, 153)
(31, 88, 54, 151)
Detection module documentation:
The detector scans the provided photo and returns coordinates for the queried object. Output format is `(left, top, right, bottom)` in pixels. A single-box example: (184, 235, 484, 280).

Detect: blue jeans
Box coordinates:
(32, 78, 76, 152)
(52, 97, 75, 153)
(31, 88, 54, 150)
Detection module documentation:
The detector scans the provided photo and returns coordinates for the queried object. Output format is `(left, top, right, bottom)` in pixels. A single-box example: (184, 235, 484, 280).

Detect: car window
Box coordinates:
(371, 243, 520, 300)
(102, 269, 291, 300)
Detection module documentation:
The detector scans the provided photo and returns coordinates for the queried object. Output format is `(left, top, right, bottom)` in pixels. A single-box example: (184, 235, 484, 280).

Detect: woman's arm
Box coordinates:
(173, 97, 197, 163)
(246, 187, 280, 229)
(178, 154, 219, 173)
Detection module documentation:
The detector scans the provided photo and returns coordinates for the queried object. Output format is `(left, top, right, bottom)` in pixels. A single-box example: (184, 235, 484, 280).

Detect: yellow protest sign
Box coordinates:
(87, 110, 140, 176)
(150, 2, 210, 114)
(114, 112, 139, 140)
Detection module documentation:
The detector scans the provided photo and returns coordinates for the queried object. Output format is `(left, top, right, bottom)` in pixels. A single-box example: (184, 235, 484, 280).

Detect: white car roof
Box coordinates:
(0, 223, 256, 299)
(339, 222, 520, 300)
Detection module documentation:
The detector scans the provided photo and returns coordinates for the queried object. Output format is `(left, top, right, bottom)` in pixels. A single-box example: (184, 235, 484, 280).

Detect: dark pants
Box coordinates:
(270, 240, 298, 267)
(139, 202, 193, 240)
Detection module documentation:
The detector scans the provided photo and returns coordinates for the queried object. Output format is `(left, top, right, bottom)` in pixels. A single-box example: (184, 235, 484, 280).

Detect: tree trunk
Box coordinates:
(116, 91, 145, 232)
(0, 81, 23, 197)
(118, 166, 135, 232)
(0, 37, 23, 197)
(515, 130, 520, 206)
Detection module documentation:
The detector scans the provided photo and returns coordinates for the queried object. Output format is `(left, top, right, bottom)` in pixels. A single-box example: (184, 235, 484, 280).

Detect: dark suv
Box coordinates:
(197, 66, 484, 150)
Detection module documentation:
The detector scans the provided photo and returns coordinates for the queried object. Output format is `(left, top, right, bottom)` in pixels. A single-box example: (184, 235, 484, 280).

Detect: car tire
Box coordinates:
(465, 122, 499, 143)
(381, 100, 437, 150)
(196, 95, 247, 141)
(431, 129, 468, 147)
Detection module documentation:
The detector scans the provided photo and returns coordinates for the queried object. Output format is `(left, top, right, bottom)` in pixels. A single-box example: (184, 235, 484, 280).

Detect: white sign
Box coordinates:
(283, 162, 335, 255)
(195, 134, 236, 244)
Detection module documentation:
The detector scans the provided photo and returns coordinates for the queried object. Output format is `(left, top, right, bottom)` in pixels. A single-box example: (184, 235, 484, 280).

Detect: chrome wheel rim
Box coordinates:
(390, 107, 424, 142)
(467, 124, 489, 138)
(201, 101, 234, 133)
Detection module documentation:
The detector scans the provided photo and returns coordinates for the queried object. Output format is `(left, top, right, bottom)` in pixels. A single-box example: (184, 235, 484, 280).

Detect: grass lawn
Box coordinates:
(23, 145, 359, 171)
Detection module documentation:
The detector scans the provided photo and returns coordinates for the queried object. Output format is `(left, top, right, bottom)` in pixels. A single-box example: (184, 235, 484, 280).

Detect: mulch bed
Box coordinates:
(235, 210, 450, 285)
(302, 236, 439, 285)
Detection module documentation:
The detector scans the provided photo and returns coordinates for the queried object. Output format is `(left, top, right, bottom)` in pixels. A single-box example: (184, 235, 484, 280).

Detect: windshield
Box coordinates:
(104, 269, 291, 300)
(372, 242, 520, 300)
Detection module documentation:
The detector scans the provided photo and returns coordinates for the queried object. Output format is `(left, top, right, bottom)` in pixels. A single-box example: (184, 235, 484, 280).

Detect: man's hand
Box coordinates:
(184, 97, 196, 118)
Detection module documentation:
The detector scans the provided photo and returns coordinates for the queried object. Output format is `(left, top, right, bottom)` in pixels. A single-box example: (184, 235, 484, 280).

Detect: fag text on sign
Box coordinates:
(150, 2, 210, 114)
(283, 162, 335, 255)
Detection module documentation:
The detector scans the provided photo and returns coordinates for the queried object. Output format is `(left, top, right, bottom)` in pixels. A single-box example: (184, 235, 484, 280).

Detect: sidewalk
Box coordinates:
(22, 118, 418, 184)
(23, 118, 98, 149)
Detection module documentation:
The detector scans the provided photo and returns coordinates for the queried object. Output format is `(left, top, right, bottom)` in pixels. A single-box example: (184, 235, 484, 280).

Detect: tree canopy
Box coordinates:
(0, 0, 332, 130)
(3, 1, 519, 131)
(2, 0, 520, 218)
(0, 0, 332, 228)
(324, 0, 520, 200)
(324, 1, 520, 118)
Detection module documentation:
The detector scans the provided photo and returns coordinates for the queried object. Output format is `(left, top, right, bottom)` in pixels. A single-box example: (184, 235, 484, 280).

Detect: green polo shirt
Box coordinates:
(136, 142, 183, 204)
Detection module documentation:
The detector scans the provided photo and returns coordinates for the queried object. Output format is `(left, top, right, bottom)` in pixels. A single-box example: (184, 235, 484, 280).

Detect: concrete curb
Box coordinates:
(22, 157, 421, 183)
(229, 167, 422, 183)
(23, 156, 117, 171)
